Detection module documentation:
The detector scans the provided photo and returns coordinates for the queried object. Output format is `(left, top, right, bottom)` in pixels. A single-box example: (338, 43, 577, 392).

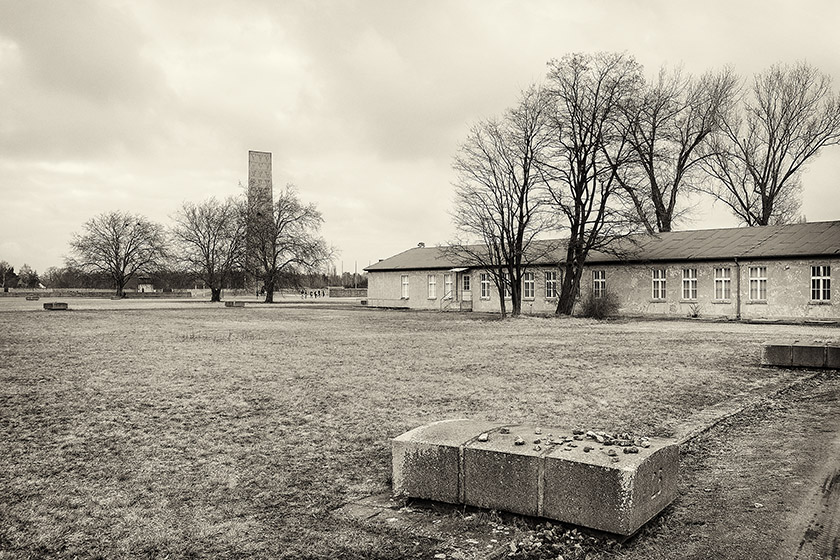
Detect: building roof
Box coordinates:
(365, 221, 840, 271)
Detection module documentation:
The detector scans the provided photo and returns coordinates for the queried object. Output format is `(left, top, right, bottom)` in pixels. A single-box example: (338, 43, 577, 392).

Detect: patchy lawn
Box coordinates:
(0, 302, 837, 558)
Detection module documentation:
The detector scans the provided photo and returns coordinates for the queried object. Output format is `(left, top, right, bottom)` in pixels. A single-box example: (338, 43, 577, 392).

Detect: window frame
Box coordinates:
(427, 274, 437, 299)
(749, 266, 767, 301)
(714, 267, 731, 301)
(592, 270, 606, 299)
(462, 274, 471, 292)
(545, 270, 558, 299)
(443, 273, 453, 300)
(681, 268, 698, 301)
(811, 265, 831, 302)
(523, 271, 535, 300)
(480, 273, 491, 299)
(651, 269, 667, 300)
(400, 274, 409, 299)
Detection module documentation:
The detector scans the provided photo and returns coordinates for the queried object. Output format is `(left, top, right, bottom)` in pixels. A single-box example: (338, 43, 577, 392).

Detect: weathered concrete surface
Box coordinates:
(43, 302, 68, 310)
(392, 419, 497, 504)
(542, 440, 678, 535)
(463, 425, 543, 517)
(393, 420, 678, 536)
(762, 340, 840, 369)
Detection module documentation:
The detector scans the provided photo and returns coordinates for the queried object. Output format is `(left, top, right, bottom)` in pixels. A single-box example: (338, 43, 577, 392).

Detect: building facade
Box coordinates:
(365, 222, 840, 321)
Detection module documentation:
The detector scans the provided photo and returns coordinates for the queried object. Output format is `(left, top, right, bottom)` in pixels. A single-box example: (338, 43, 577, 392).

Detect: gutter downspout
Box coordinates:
(734, 257, 741, 320)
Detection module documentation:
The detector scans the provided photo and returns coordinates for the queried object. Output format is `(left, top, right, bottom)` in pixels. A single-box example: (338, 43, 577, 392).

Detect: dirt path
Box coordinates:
(777, 401, 840, 559)
(617, 372, 840, 560)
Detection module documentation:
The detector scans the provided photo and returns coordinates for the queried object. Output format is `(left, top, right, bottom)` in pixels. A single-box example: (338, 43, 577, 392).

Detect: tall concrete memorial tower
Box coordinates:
(247, 151, 274, 291)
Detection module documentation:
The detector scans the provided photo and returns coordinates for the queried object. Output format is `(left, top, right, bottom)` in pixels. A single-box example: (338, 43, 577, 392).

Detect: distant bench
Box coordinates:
(762, 340, 840, 368)
(392, 419, 678, 536)
(43, 302, 68, 311)
(224, 301, 245, 308)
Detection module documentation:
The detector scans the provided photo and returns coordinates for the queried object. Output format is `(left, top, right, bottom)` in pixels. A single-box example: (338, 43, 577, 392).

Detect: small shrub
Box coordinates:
(688, 303, 702, 318)
(579, 291, 620, 319)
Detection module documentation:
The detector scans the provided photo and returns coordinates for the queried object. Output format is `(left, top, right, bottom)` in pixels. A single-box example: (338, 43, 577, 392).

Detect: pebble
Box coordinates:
(434, 554, 446, 559)
(607, 449, 618, 457)
(533, 438, 542, 444)
(611, 457, 620, 463)
(500, 427, 510, 434)
(623, 446, 639, 454)
(477, 432, 489, 442)
(583, 446, 593, 452)
(514, 436, 525, 446)
(533, 444, 542, 451)
(573, 429, 585, 435)
(535, 427, 542, 435)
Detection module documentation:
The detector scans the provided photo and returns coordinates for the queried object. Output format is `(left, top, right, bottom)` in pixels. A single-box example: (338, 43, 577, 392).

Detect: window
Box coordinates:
(714, 267, 731, 300)
(502, 271, 511, 298)
(427, 274, 436, 299)
(462, 274, 471, 292)
(593, 270, 606, 299)
(812, 265, 831, 301)
(682, 268, 697, 300)
(545, 271, 558, 299)
(401, 275, 409, 299)
(523, 272, 535, 299)
(444, 273, 453, 299)
(480, 273, 491, 299)
(652, 269, 667, 300)
(749, 266, 767, 301)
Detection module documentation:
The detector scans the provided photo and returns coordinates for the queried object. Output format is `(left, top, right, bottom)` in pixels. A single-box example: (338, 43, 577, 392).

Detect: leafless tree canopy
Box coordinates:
(544, 52, 644, 315)
(450, 86, 556, 317)
(171, 196, 245, 302)
(68, 211, 167, 296)
(619, 66, 739, 233)
(244, 184, 331, 303)
(702, 61, 840, 225)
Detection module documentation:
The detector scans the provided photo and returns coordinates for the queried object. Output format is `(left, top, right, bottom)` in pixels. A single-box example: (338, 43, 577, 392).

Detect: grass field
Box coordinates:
(1, 301, 837, 559)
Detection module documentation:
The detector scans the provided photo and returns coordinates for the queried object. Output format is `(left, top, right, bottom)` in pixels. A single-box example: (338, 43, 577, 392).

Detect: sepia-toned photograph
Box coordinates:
(1, 2, 839, 558)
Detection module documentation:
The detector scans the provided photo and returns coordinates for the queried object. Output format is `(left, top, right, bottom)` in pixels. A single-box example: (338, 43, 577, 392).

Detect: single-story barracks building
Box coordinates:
(364, 220, 840, 320)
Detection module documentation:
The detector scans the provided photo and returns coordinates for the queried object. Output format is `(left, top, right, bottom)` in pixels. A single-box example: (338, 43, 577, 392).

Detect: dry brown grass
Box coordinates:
(0, 301, 836, 558)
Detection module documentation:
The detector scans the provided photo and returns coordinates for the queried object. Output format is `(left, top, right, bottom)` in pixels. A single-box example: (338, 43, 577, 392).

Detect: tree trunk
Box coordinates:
(210, 287, 222, 302)
(264, 280, 275, 303)
(555, 262, 579, 316)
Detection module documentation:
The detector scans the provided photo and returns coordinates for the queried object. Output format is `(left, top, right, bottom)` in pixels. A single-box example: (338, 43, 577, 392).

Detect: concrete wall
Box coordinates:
(368, 257, 840, 320)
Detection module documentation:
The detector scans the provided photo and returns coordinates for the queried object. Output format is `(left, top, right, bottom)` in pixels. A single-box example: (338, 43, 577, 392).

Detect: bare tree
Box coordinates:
(243, 184, 331, 303)
(619, 66, 739, 232)
(702, 61, 840, 225)
(68, 211, 167, 297)
(543, 52, 645, 316)
(450, 86, 556, 317)
(171, 196, 245, 302)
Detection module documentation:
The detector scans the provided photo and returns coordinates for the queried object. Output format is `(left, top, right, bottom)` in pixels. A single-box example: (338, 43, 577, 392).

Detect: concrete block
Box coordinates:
(542, 438, 678, 535)
(791, 342, 826, 368)
(392, 419, 495, 504)
(463, 425, 542, 517)
(393, 421, 679, 536)
(224, 301, 245, 307)
(826, 346, 840, 369)
(761, 343, 792, 367)
(43, 302, 68, 310)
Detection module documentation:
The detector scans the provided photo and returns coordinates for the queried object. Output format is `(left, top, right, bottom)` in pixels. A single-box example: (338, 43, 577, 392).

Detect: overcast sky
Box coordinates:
(1, 1, 839, 275)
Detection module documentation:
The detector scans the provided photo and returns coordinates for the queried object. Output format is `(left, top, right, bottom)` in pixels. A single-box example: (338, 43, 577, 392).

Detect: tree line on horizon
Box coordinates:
(1, 185, 338, 302)
(450, 52, 840, 317)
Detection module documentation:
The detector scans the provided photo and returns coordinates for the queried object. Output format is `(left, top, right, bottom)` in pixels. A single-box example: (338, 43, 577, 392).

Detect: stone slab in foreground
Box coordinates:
(762, 340, 840, 369)
(392, 419, 678, 536)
